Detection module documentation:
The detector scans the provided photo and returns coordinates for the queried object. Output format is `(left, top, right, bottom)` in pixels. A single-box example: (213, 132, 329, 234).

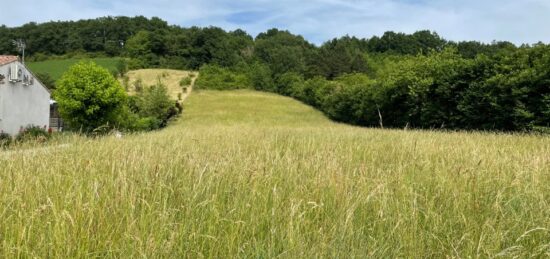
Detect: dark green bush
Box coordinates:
(15, 126, 50, 142)
(0, 133, 12, 147)
(195, 64, 250, 90)
(179, 77, 192, 87)
(125, 81, 180, 131)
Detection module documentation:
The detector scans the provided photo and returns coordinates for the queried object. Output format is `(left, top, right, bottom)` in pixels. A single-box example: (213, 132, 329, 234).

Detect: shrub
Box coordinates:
(195, 64, 250, 90)
(532, 126, 550, 135)
(248, 62, 275, 92)
(15, 126, 50, 143)
(54, 62, 127, 132)
(122, 75, 130, 91)
(179, 77, 192, 87)
(0, 132, 12, 147)
(133, 78, 144, 92)
(126, 81, 180, 130)
(116, 59, 128, 77)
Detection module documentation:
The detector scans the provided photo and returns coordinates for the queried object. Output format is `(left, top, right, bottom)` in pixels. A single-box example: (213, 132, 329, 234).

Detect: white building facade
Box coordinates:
(0, 56, 50, 136)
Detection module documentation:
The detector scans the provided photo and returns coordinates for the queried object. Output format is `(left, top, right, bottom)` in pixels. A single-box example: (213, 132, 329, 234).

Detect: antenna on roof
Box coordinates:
(12, 39, 26, 64)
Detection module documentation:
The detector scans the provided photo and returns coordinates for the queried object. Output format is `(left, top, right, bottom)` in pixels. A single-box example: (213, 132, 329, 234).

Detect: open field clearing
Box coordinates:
(0, 90, 549, 257)
(124, 69, 197, 100)
(27, 58, 120, 80)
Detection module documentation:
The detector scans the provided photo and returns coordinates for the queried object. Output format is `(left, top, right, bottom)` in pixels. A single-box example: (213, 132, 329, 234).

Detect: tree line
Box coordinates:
(2, 16, 548, 132)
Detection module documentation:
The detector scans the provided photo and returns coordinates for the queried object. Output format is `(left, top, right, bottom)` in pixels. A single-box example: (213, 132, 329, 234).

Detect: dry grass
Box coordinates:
(123, 69, 197, 100)
(0, 90, 549, 258)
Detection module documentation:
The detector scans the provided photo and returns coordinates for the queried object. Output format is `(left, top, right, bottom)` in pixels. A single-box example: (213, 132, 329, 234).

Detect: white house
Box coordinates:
(0, 55, 50, 136)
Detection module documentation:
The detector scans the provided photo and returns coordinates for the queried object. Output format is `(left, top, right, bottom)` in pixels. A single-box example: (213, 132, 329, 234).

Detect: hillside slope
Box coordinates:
(0, 90, 549, 258)
(124, 69, 197, 100)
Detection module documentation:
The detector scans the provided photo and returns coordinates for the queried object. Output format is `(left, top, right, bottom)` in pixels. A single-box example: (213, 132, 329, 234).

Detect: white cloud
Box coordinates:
(1, 0, 549, 45)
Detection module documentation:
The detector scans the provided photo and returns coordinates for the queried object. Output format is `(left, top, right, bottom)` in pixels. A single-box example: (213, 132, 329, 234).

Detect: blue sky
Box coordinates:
(1, 0, 550, 45)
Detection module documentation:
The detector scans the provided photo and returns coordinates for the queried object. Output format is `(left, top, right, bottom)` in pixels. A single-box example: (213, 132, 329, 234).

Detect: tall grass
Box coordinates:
(124, 69, 197, 100)
(0, 90, 549, 257)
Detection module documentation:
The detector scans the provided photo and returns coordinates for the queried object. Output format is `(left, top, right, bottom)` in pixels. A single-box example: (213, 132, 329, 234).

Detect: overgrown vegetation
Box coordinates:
(125, 80, 180, 130)
(0, 132, 12, 147)
(179, 77, 192, 88)
(14, 126, 50, 142)
(54, 62, 179, 133)
(0, 90, 548, 257)
(5, 16, 548, 131)
(0, 126, 51, 148)
(196, 45, 550, 132)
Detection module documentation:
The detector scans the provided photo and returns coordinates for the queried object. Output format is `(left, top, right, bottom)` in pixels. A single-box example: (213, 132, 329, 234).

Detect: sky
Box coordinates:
(1, 0, 550, 45)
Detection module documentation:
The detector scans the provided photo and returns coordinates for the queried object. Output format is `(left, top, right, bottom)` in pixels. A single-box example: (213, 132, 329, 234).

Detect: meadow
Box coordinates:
(0, 90, 549, 257)
(27, 58, 120, 80)
(123, 69, 196, 100)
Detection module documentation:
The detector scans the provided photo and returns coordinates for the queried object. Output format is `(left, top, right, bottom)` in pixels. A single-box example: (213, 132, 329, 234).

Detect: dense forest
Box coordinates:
(1, 16, 548, 132)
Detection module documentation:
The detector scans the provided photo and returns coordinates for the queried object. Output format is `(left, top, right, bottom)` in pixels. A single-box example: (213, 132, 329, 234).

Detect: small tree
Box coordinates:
(135, 80, 174, 121)
(54, 62, 127, 132)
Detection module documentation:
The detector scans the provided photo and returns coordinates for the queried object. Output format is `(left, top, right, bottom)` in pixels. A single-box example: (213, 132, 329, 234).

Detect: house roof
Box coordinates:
(0, 55, 51, 94)
(0, 55, 19, 66)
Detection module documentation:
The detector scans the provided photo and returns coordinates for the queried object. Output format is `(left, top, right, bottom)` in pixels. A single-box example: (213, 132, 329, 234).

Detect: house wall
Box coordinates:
(0, 61, 50, 135)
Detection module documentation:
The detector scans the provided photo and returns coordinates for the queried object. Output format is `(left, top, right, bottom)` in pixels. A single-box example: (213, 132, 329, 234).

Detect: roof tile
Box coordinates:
(0, 55, 19, 66)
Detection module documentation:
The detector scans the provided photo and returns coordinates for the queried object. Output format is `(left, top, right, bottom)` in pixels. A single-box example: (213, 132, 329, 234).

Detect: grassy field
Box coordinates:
(124, 69, 197, 100)
(0, 90, 549, 257)
(27, 58, 120, 80)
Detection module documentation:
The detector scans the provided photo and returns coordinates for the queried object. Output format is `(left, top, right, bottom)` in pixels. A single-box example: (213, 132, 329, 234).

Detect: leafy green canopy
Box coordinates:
(54, 62, 127, 131)
(197, 46, 550, 131)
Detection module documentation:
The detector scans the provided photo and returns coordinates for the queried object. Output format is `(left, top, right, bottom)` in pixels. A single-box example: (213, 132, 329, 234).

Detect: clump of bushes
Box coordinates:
(115, 59, 128, 77)
(16, 126, 51, 143)
(194, 64, 250, 90)
(179, 77, 192, 88)
(133, 78, 144, 92)
(54, 62, 181, 135)
(122, 75, 130, 90)
(0, 132, 12, 148)
(0, 126, 51, 148)
(123, 81, 181, 131)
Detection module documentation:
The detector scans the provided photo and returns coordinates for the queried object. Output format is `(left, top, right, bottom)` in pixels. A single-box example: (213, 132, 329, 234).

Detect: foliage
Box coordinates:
(242, 47, 549, 131)
(179, 77, 192, 87)
(125, 30, 160, 69)
(10, 16, 550, 132)
(0, 132, 12, 147)
(133, 78, 144, 92)
(247, 62, 275, 92)
(15, 125, 50, 142)
(115, 58, 128, 77)
(126, 81, 180, 130)
(195, 64, 250, 90)
(54, 62, 127, 132)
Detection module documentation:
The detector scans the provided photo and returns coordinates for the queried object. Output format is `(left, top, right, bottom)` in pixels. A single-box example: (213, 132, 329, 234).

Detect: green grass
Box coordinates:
(27, 58, 120, 80)
(1, 90, 549, 257)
